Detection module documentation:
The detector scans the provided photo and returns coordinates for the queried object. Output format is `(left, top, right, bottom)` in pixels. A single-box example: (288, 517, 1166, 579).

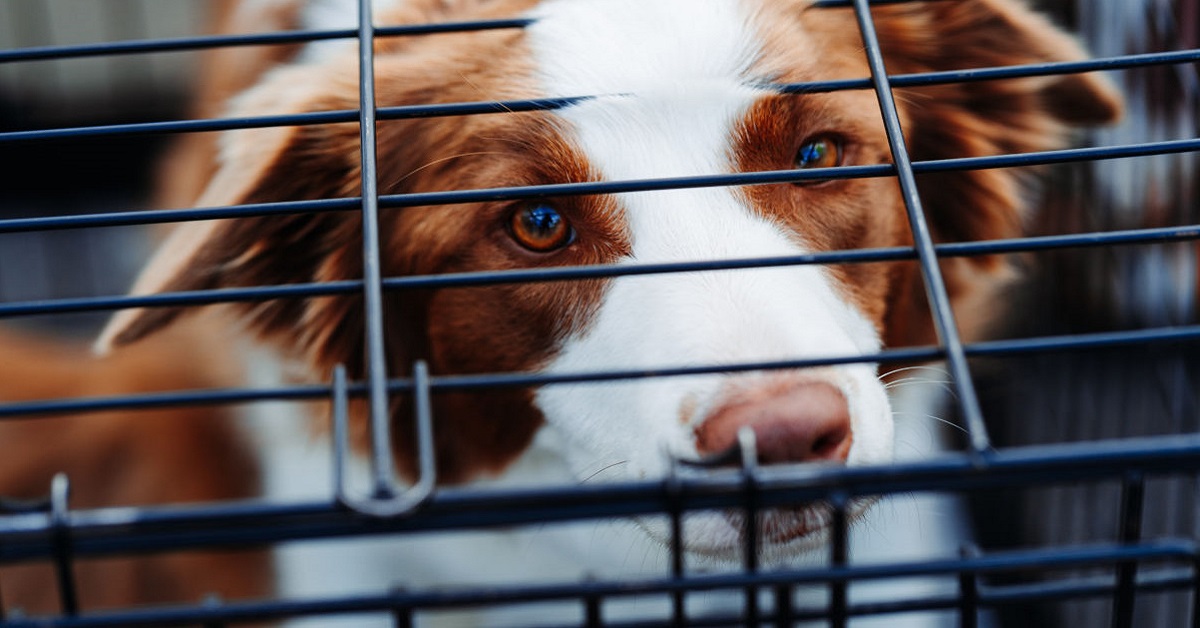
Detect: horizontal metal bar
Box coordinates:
(0, 346, 942, 421)
(6, 432, 1200, 563)
(415, 324, 1200, 393)
(0, 0, 924, 67)
(4, 318, 1200, 421)
(0, 30, 355, 64)
(3, 132, 1197, 238)
(0, 198, 361, 235)
(0, 111, 355, 145)
(981, 567, 1195, 607)
(968, 325, 1200, 358)
(407, 349, 936, 393)
(4, 45, 1198, 144)
(4, 220, 1198, 321)
(0, 542, 1193, 627)
(938, 223, 1200, 257)
(0, 383, 338, 420)
(0, 97, 590, 145)
(0, 280, 361, 319)
(1, 10, 1187, 81)
(2, 208, 1197, 318)
(920, 137, 1200, 173)
(0, 19, 534, 64)
(800, 565, 1197, 622)
(886, 47, 1200, 88)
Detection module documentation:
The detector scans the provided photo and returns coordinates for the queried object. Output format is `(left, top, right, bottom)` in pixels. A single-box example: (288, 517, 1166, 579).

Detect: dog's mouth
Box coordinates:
(726, 496, 874, 548)
(666, 498, 873, 560)
(657, 441, 874, 560)
(737, 505, 831, 546)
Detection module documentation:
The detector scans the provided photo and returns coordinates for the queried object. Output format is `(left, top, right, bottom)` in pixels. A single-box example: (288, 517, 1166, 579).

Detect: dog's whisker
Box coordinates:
(878, 365, 952, 382)
(882, 376, 949, 390)
(393, 151, 507, 186)
(456, 70, 509, 111)
(891, 411, 969, 435)
(580, 460, 629, 484)
(883, 378, 958, 398)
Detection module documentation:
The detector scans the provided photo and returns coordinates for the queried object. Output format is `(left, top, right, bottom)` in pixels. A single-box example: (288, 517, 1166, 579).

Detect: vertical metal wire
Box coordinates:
(355, 0, 397, 500)
(1192, 550, 1200, 628)
(584, 592, 602, 628)
(849, 0, 990, 456)
(393, 609, 415, 628)
(50, 473, 79, 617)
(666, 458, 686, 627)
(1114, 472, 1146, 628)
(958, 544, 981, 628)
(0, 569, 7, 621)
(332, 364, 351, 503)
(829, 491, 849, 628)
(392, 587, 414, 628)
(739, 428, 761, 627)
(773, 583, 793, 628)
(201, 593, 226, 628)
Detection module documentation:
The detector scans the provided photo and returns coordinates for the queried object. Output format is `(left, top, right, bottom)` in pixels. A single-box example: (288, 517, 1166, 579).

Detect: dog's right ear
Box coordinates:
(97, 62, 367, 358)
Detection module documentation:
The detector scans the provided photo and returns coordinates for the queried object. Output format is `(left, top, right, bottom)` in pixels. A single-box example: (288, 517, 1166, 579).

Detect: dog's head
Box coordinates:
(100, 0, 1119, 559)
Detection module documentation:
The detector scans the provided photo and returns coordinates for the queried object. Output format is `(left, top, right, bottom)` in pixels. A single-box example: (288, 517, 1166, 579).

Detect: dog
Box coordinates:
(92, 0, 1120, 624)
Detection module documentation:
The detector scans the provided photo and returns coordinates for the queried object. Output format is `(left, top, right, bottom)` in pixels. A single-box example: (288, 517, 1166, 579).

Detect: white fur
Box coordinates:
(248, 409, 964, 628)
(527, 0, 759, 96)
(298, 0, 404, 61)
(526, 0, 893, 559)
(244, 396, 742, 627)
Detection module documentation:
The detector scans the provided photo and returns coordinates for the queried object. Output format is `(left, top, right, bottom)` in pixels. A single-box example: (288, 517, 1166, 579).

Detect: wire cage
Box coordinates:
(1, 0, 1199, 626)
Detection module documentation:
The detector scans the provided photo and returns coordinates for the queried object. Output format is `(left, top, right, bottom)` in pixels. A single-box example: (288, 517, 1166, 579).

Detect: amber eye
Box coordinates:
(509, 203, 574, 252)
(794, 135, 843, 178)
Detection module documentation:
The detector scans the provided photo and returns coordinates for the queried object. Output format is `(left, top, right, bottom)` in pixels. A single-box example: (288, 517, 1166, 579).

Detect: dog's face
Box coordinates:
(102, 0, 1118, 559)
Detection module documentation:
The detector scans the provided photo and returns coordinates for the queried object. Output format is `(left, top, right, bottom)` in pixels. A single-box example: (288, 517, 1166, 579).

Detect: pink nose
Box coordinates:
(694, 381, 852, 465)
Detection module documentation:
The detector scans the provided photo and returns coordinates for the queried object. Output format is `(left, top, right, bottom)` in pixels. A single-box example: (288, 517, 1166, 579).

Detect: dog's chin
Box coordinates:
(634, 499, 876, 565)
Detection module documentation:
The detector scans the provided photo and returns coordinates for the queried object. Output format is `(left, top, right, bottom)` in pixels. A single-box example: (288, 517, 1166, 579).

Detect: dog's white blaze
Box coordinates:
(526, 0, 893, 498)
(298, 0, 405, 60)
(527, 0, 759, 97)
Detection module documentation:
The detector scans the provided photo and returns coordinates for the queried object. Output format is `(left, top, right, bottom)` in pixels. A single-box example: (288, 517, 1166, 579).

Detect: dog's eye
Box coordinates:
(509, 203, 574, 252)
(795, 135, 843, 174)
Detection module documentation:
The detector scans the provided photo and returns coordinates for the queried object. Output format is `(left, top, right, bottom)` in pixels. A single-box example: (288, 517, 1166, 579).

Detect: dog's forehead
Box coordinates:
(525, 0, 763, 96)
(522, 0, 794, 179)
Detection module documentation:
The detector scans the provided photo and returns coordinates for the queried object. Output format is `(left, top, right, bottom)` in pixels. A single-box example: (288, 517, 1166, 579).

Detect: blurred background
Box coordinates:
(0, 0, 205, 336)
(971, 0, 1200, 626)
(0, 0, 1198, 625)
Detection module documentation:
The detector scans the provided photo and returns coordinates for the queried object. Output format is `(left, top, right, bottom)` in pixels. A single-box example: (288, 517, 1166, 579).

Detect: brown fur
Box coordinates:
(747, 0, 1121, 346)
(103, 0, 1120, 484)
(0, 320, 270, 614)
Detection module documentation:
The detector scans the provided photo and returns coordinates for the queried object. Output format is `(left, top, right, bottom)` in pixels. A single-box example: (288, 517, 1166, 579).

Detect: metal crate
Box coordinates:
(1, 0, 1199, 626)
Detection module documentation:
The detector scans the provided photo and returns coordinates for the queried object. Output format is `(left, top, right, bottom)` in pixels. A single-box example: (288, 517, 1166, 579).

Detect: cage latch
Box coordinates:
(331, 362, 436, 518)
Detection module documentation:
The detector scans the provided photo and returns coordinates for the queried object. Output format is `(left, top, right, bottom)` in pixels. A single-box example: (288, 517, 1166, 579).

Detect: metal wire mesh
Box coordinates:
(1, 0, 1199, 626)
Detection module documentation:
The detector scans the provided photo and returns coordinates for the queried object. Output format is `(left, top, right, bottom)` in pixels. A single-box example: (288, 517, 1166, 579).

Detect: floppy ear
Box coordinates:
(874, 0, 1122, 248)
(97, 62, 368, 373)
(867, 0, 1122, 346)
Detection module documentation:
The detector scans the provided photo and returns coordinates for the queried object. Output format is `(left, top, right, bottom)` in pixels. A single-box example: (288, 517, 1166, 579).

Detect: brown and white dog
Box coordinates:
(94, 0, 1119, 623)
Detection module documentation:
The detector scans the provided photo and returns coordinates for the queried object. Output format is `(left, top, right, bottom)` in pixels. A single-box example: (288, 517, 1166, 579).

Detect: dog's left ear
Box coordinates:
(96, 61, 367, 367)
(873, 0, 1123, 246)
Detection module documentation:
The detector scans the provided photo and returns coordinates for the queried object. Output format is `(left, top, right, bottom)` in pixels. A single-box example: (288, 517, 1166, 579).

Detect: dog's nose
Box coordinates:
(694, 381, 852, 465)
